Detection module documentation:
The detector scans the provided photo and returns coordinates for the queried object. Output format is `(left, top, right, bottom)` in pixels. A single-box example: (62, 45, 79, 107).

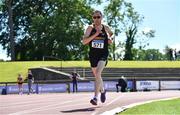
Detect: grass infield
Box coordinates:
(0, 61, 180, 82)
(120, 98, 180, 115)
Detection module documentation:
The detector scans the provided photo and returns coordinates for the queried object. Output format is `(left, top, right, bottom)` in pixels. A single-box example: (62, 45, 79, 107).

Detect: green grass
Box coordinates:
(120, 98, 180, 115)
(0, 61, 180, 82)
(108, 61, 180, 68)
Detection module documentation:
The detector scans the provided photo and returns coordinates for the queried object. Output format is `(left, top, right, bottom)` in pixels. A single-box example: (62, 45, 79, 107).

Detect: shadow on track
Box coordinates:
(61, 106, 101, 113)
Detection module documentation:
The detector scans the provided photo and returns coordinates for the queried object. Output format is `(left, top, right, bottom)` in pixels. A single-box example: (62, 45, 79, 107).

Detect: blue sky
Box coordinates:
(0, 0, 179, 60)
(94, 0, 180, 51)
(126, 0, 180, 52)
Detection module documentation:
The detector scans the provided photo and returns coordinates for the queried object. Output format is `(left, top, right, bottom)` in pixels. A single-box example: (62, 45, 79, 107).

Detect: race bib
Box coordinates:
(92, 40, 104, 49)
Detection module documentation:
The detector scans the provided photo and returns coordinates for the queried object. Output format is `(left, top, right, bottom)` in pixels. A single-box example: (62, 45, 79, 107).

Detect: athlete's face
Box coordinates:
(92, 12, 102, 26)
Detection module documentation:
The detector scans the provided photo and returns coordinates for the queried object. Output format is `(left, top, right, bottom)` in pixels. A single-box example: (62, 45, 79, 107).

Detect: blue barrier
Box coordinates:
(69, 81, 133, 92)
(1, 80, 133, 94)
(104, 81, 133, 91)
(127, 80, 133, 89)
(3, 84, 67, 94)
(6, 85, 36, 94)
(0, 86, 5, 92)
(38, 84, 67, 93)
(70, 82, 94, 92)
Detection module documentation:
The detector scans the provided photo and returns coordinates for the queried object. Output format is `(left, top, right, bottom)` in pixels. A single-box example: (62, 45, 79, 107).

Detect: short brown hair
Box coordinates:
(92, 10, 102, 16)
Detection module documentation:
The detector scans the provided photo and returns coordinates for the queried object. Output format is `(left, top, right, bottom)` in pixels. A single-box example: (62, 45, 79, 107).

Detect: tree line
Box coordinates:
(0, 0, 175, 61)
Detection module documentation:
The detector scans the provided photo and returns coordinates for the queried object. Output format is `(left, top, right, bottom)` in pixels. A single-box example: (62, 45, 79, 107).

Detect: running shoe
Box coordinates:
(90, 98, 97, 105)
(100, 90, 106, 103)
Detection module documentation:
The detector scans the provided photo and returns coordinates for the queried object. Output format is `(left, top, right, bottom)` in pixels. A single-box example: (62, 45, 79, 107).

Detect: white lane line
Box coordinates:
(1, 98, 59, 108)
(1, 93, 90, 108)
(1, 99, 60, 108)
(33, 101, 101, 114)
(105, 94, 124, 106)
(91, 94, 124, 115)
(100, 97, 180, 115)
(38, 102, 92, 113)
(0, 96, 56, 106)
(9, 96, 90, 115)
(8, 100, 72, 115)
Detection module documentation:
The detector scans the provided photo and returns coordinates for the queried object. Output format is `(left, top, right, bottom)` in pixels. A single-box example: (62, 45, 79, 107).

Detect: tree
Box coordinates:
(164, 45, 173, 60)
(1, 0, 156, 61)
(0, 0, 94, 60)
(6, 0, 15, 61)
(138, 28, 155, 50)
(104, 0, 124, 60)
(132, 48, 164, 61)
(104, 0, 144, 60)
(123, 2, 145, 60)
(0, 0, 15, 60)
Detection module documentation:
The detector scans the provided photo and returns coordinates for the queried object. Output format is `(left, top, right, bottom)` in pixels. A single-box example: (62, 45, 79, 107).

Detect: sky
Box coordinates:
(0, 0, 179, 60)
(94, 0, 180, 52)
(127, 0, 180, 52)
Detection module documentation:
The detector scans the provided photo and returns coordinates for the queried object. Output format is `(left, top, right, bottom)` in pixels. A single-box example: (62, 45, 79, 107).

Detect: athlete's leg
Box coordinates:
(116, 84, 119, 92)
(20, 84, 23, 94)
(92, 67, 98, 98)
(90, 67, 98, 105)
(96, 60, 106, 93)
(97, 60, 107, 103)
(18, 84, 21, 94)
(92, 61, 106, 98)
(28, 80, 31, 94)
(73, 82, 78, 92)
(75, 82, 78, 92)
(73, 83, 75, 93)
(90, 58, 106, 105)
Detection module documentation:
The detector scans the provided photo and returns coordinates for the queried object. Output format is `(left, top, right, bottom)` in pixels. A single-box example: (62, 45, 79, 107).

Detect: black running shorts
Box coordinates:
(89, 56, 108, 67)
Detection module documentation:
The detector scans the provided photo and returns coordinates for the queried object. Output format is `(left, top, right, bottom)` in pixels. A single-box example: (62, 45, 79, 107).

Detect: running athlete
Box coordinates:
(27, 70, 34, 95)
(17, 74, 24, 95)
(82, 10, 113, 105)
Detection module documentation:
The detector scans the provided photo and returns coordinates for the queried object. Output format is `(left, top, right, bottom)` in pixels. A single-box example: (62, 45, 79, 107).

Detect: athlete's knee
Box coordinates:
(92, 71, 97, 77)
(96, 71, 102, 77)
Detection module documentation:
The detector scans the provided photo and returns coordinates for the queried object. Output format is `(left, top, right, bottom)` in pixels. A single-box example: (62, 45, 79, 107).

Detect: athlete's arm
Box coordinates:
(104, 25, 114, 44)
(104, 25, 113, 37)
(82, 26, 100, 45)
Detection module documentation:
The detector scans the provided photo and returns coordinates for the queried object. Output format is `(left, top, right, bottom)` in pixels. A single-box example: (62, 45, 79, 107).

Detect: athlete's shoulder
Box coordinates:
(86, 24, 94, 31)
(102, 24, 110, 29)
(102, 24, 113, 34)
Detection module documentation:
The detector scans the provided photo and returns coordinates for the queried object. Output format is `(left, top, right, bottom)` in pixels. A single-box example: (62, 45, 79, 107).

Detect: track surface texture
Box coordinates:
(0, 91, 180, 115)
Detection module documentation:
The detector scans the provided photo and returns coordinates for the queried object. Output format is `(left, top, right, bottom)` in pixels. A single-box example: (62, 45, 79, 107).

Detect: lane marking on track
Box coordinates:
(9, 96, 90, 115)
(106, 94, 124, 106)
(91, 94, 124, 115)
(9, 100, 72, 115)
(42, 102, 94, 113)
(1, 93, 91, 108)
(1, 97, 62, 108)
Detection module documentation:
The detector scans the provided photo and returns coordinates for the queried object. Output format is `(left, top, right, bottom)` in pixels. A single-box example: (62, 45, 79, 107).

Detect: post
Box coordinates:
(133, 77, 136, 92)
(67, 83, 70, 93)
(158, 79, 161, 91)
(60, 60, 62, 71)
(83, 68, 85, 78)
(36, 83, 39, 94)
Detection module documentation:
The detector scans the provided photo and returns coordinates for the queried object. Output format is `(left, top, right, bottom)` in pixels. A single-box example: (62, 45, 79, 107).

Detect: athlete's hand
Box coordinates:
(108, 39, 113, 44)
(95, 27, 102, 36)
